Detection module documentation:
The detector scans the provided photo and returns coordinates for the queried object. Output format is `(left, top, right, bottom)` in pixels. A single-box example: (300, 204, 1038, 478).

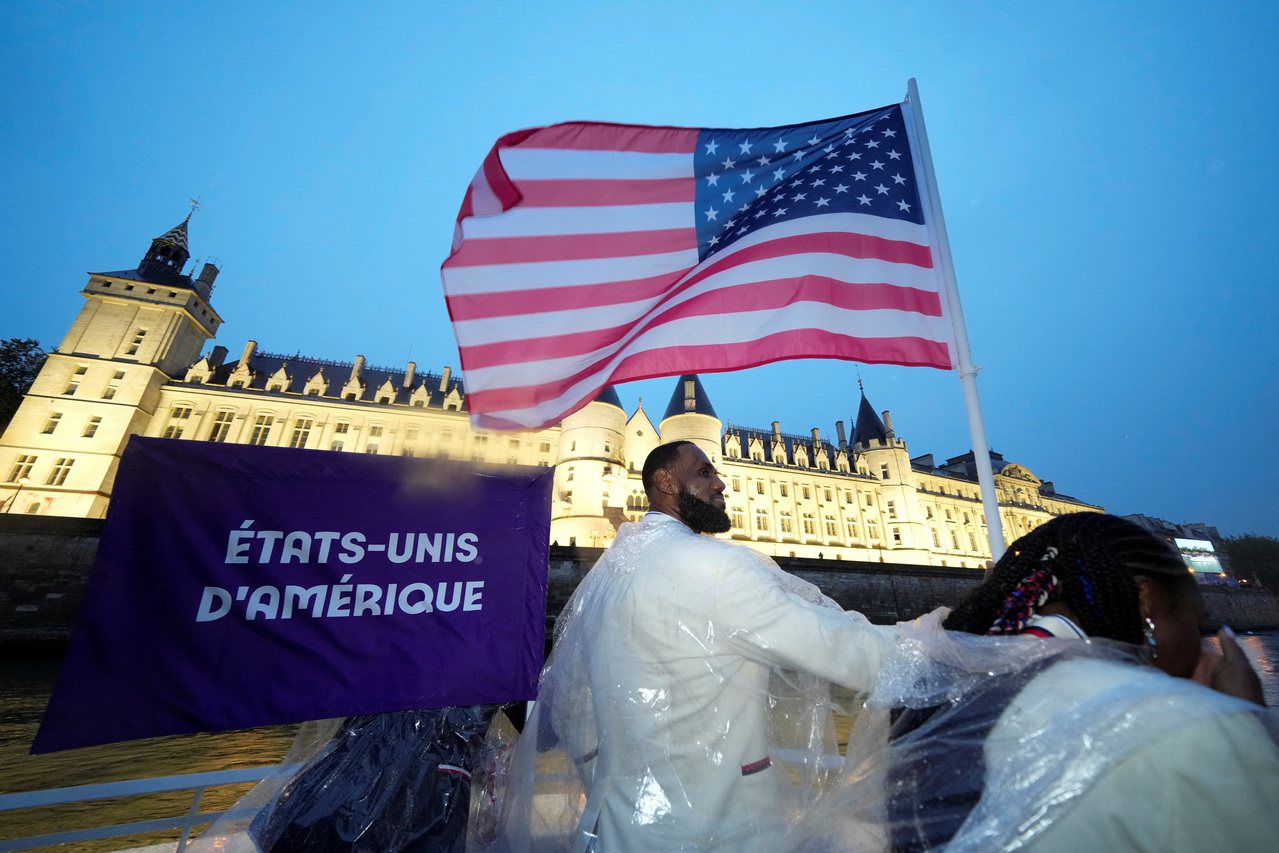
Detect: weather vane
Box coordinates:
(186, 197, 202, 220)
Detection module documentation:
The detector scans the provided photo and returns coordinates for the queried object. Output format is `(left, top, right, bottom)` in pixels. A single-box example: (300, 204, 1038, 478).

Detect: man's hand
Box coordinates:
(1194, 626, 1266, 706)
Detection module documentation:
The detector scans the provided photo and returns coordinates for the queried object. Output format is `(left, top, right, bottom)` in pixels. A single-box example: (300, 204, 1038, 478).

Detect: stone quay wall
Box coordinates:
(3, 518, 1277, 651)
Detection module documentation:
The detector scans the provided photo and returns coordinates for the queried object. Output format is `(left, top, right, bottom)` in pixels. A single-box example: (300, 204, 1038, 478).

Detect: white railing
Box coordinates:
(0, 765, 285, 852)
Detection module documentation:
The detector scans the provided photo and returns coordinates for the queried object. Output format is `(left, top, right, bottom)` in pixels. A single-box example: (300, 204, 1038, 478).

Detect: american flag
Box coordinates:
(442, 101, 956, 430)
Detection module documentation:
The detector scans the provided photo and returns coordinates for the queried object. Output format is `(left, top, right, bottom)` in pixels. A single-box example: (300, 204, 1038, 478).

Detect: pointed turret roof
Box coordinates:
(850, 390, 887, 447)
(592, 384, 624, 411)
(662, 374, 717, 420)
(152, 215, 190, 252)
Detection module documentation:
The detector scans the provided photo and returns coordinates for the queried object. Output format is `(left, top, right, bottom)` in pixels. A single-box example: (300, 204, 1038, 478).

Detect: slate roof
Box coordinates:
(200, 351, 467, 409)
(723, 424, 843, 470)
(850, 391, 888, 447)
(911, 450, 1097, 506)
(662, 374, 718, 420)
(593, 384, 624, 411)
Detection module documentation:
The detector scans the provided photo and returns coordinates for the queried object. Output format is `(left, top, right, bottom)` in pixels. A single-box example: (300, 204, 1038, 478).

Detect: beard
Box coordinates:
(678, 488, 731, 534)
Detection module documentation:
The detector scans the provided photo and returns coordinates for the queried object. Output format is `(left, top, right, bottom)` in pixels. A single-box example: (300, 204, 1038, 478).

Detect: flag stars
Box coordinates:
(847, 151, 862, 160)
(706, 173, 721, 187)
(772, 167, 787, 182)
(833, 183, 849, 193)
(772, 207, 789, 217)
(741, 169, 755, 183)
(721, 156, 737, 170)
(892, 173, 906, 185)
(704, 140, 719, 155)
(888, 149, 902, 160)
(792, 150, 805, 162)
(814, 197, 831, 207)
(754, 185, 769, 198)
(704, 207, 719, 221)
(773, 139, 788, 153)
(811, 178, 826, 187)
(852, 171, 867, 181)
(738, 140, 753, 155)
(864, 139, 880, 149)
(830, 165, 845, 174)
(807, 135, 821, 145)
(882, 128, 897, 137)
(791, 192, 808, 202)
(875, 183, 890, 195)
(722, 188, 736, 203)
(857, 194, 872, 205)
(870, 159, 885, 170)
(896, 199, 912, 211)
(757, 155, 771, 167)
(807, 165, 822, 174)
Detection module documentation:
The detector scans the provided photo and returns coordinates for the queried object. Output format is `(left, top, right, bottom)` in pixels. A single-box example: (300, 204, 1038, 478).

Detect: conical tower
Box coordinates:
(657, 375, 723, 465)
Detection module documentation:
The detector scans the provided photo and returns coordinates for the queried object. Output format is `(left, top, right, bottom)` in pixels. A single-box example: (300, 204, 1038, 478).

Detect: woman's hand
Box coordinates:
(1195, 626, 1266, 706)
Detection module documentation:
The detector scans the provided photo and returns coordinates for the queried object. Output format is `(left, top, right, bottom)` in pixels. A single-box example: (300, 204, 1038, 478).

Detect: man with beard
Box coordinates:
(536, 441, 896, 852)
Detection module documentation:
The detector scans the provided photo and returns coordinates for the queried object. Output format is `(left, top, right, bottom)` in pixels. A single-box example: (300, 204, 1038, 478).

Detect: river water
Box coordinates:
(2, 633, 1277, 849)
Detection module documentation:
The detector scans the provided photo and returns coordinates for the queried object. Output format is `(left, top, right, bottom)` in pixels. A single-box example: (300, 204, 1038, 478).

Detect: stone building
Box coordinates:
(0, 217, 1102, 568)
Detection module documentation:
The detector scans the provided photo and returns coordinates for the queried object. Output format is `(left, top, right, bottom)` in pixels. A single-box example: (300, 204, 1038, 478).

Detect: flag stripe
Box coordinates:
(467, 324, 951, 420)
(446, 227, 698, 266)
(448, 228, 937, 329)
(500, 148, 694, 181)
(463, 301, 952, 400)
(459, 202, 693, 239)
(516, 178, 696, 207)
(443, 249, 700, 296)
(522, 123, 699, 153)
(458, 277, 944, 369)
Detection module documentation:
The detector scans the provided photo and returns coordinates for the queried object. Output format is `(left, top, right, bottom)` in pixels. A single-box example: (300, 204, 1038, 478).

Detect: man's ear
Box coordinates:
(653, 466, 679, 495)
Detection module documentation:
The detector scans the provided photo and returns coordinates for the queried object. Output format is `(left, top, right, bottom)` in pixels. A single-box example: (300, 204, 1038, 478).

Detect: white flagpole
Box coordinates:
(901, 78, 1007, 561)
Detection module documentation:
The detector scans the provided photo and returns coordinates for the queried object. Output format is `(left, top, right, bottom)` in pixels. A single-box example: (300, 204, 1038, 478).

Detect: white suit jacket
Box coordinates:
(559, 513, 894, 852)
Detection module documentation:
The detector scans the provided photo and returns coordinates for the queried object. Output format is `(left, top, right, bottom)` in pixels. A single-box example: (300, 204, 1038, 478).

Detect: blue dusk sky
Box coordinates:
(2, 2, 1277, 537)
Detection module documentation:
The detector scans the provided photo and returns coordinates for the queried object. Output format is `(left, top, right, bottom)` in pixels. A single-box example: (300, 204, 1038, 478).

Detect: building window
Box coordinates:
(868, 520, 880, 541)
(802, 486, 811, 500)
(7, 455, 36, 482)
(209, 410, 235, 443)
(823, 488, 833, 502)
(83, 416, 102, 438)
(603, 440, 611, 454)
(539, 441, 551, 453)
(566, 467, 575, 482)
(780, 513, 794, 534)
(779, 483, 789, 497)
(406, 428, 420, 441)
(887, 500, 897, 519)
(755, 481, 765, 496)
(331, 439, 344, 451)
(369, 425, 384, 437)
(880, 463, 890, 480)
(249, 415, 274, 445)
(334, 422, 350, 434)
(41, 413, 62, 434)
(754, 510, 770, 532)
(847, 522, 860, 540)
(865, 493, 874, 508)
(825, 518, 838, 536)
(731, 509, 745, 530)
(103, 370, 124, 400)
(126, 329, 147, 356)
(366, 443, 379, 454)
(802, 514, 816, 535)
(64, 366, 87, 396)
(402, 448, 415, 457)
(46, 458, 74, 486)
(162, 423, 184, 439)
(892, 527, 903, 545)
(289, 417, 314, 449)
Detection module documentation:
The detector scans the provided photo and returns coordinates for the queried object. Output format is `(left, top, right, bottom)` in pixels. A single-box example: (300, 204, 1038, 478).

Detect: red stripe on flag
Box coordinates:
(516, 178, 696, 207)
(466, 329, 951, 417)
(458, 277, 942, 370)
(445, 228, 697, 267)
(447, 270, 685, 322)
(525, 123, 699, 153)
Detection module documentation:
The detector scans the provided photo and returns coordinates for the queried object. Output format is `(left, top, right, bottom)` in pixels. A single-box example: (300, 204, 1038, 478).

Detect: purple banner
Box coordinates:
(34, 437, 552, 753)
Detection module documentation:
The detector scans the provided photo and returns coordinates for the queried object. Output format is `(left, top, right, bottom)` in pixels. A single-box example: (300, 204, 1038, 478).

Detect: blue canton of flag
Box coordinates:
(693, 105, 923, 261)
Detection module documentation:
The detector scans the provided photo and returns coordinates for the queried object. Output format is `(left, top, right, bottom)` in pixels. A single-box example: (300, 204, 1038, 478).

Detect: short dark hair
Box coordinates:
(945, 513, 1194, 643)
(641, 441, 695, 496)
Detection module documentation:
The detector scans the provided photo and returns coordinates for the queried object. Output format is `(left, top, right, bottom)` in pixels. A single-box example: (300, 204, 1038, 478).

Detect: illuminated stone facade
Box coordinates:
(0, 219, 1102, 568)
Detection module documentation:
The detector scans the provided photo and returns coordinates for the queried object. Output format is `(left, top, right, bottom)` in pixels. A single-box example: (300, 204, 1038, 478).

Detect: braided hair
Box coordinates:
(944, 513, 1192, 644)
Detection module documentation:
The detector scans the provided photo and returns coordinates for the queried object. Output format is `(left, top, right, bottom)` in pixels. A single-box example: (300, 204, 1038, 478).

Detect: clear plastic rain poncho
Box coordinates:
(483, 514, 896, 852)
(481, 516, 1279, 852)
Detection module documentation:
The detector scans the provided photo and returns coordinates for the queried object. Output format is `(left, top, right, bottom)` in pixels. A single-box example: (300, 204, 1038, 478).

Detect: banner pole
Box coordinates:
(902, 78, 1007, 561)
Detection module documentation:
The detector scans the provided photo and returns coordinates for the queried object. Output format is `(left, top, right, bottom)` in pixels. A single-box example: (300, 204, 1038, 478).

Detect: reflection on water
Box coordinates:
(0, 658, 297, 851)
(3, 633, 1277, 849)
